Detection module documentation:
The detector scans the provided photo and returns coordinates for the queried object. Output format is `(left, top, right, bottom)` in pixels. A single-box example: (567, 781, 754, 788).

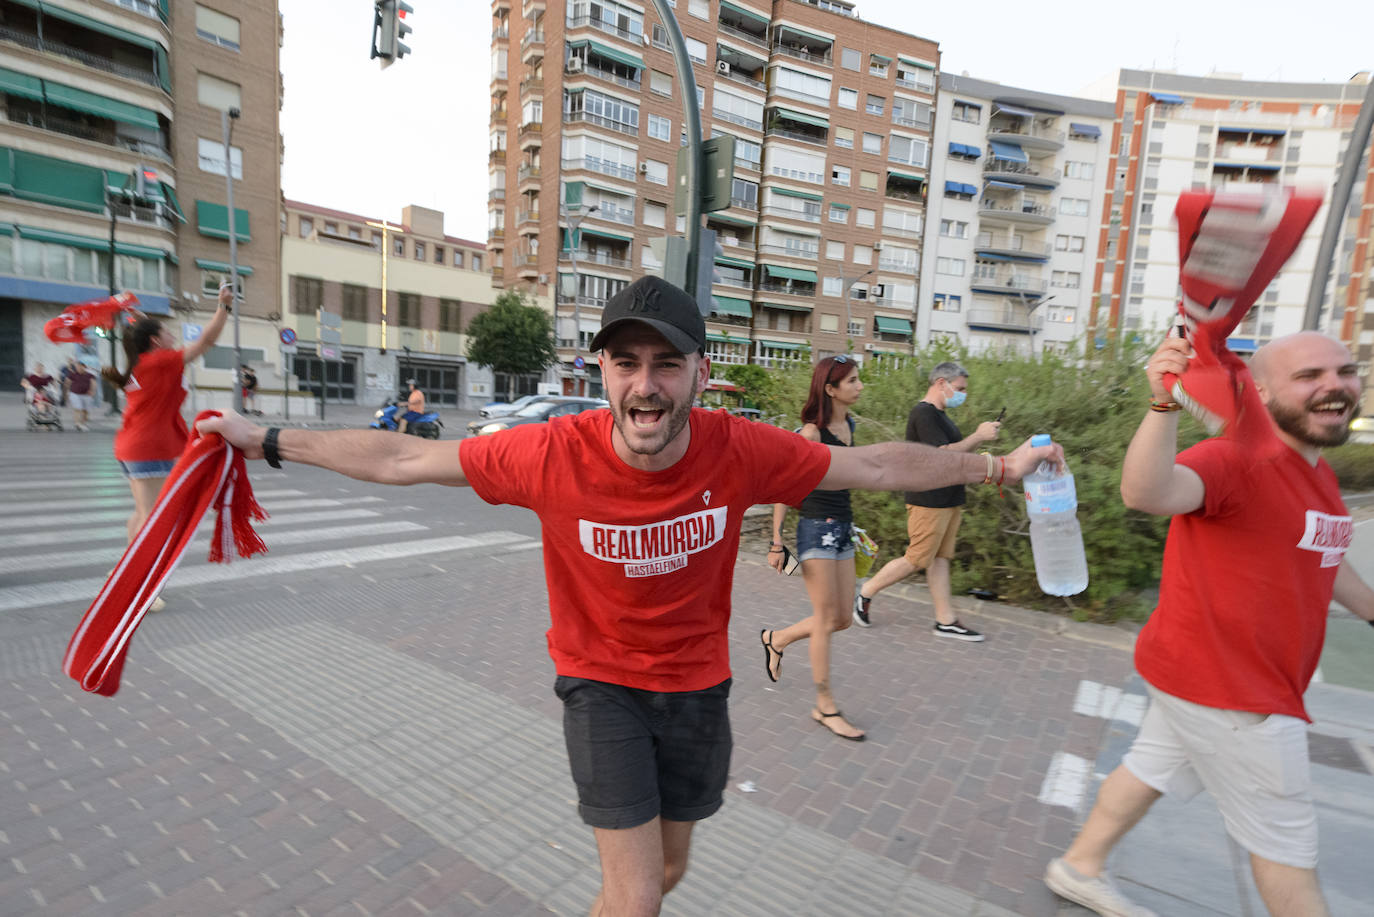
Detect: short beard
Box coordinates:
(1266, 397, 1352, 448)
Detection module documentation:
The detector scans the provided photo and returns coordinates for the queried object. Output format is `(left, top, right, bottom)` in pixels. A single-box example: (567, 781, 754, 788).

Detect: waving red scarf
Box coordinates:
(64, 411, 268, 696)
(43, 292, 139, 344)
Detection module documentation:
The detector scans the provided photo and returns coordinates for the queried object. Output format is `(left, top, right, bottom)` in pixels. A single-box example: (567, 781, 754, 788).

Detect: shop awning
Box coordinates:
(43, 81, 160, 130)
(774, 107, 829, 129)
(710, 295, 751, 317)
(887, 168, 925, 184)
(0, 67, 44, 103)
(994, 103, 1036, 118)
(770, 186, 822, 201)
(874, 316, 913, 334)
(763, 264, 817, 283)
(757, 339, 804, 350)
(989, 141, 1028, 163)
(715, 255, 754, 270)
(1069, 122, 1101, 137)
(571, 38, 644, 71)
(195, 200, 252, 242)
(1151, 92, 1185, 104)
(194, 258, 254, 276)
(986, 179, 1024, 190)
(720, 0, 768, 25)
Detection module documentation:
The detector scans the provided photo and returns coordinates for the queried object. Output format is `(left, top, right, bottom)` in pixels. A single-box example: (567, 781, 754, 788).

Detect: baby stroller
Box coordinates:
(27, 387, 63, 432)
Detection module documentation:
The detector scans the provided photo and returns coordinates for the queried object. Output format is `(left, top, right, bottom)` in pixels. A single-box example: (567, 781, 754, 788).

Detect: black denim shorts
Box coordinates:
(554, 675, 733, 830)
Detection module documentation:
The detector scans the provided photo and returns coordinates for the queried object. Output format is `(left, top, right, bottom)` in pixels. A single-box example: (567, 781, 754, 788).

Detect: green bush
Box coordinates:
(762, 340, 1212, 622)
(1322, 442, 1374, 492)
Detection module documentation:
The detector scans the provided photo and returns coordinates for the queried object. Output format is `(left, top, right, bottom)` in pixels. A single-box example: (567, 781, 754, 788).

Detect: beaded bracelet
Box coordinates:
(977, 452, 1005, 486)
(1150, 400, 1182, 413)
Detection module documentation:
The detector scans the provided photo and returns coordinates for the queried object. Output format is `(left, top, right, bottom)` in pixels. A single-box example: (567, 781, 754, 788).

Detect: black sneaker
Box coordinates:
(853, 593, 871, 627)
(933, 620, 984, 642)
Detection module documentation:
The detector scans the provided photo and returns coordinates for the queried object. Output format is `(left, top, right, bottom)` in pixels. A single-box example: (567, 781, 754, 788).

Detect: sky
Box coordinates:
(278, 0, 1371, 243)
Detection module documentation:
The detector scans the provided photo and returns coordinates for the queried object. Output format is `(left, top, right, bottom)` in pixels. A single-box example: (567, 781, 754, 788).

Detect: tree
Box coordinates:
(464, 290, 558, 400)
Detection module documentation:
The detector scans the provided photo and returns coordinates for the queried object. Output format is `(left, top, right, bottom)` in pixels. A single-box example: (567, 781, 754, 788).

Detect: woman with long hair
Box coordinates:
(761, 355, 866, 741)
(103, 284, 232, 609)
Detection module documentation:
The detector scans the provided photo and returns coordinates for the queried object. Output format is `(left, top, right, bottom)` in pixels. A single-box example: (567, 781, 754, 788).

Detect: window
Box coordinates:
(1059, 197, 1090, 216)
(933, 293, 962, 312)
(643, 201, 666, 228)
(685, 35, 708, 64)
(773, 66, 831, 105)
(195, 5, 240, 50)
(1052, 270, 1081, 289)
(397, 292, 420, 328)
(348, 226, 362, 240)
(413, 241, 425, 261)
(896, 60, 934, 92)
(769, 147, 826, 184)
(196, 73, 241, 110)
(837, 88, 857, 110)
(882, 208, 921, 236)
(648, 114, 671, 141)
(822, 276, 842, 296)
(688, 0, 709, 18)
(1047, 306, 1077, 324)
(394, 236, 405, 256)
(472, 254, 483, 271)
(642, 159, 667, 184)
(892, 98, 931, 129)
(940, 219, 968, 238)
(952, 101, 981, 123)
(855, 207, 875, 228)
(862, 132, 882, 155)
(936, 257, 965, 276)
(825, 240, 844, 260)
(434, 245, 445, 264)
(1055, 234, 1085, 252)
(298, 217, 313, 238)
(564, 88, 639, 134)
(650, 70, 672, 96)
(819, 314, 839, 333)
(865, 94, 885, 116)
(888, 135, 928, 167)
(439, 298, 462, 332)
(291, 275, 322, 315)
(453, 249, 465, 268)
(713, 87, 764, 130)
(342, 283, 367, 322)
(868, 55, 888, 78)
(840, 48, 860, 71)
(831, 165, 850, 186)
(834, 126, 854, 149)
(858, 170, 878, 191)
(1065, 160, 1095, 180)
(730, 178, 758, 208)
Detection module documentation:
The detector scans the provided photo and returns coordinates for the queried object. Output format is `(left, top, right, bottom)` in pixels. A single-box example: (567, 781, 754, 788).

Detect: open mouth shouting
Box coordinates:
(628, 404, 667, 430)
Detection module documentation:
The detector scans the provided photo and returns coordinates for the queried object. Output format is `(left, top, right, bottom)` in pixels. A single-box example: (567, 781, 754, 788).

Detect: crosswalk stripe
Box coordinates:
(0, 497, 363, 531)
(0, 490, 307, 516)
(0, 521, 427, 575)
(0, 508, 384, 549)
(0, 472, 289, 491)
(0, 532, 538, 612)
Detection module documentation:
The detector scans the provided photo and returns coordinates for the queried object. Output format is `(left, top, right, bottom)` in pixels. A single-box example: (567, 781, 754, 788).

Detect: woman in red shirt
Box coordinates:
(102, 284, 232, 609)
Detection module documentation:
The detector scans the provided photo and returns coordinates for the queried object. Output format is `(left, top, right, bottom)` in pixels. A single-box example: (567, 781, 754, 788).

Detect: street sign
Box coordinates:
(280, 343, 297, 355)
(279, 327, 297, 345)
(573, 356, 586, 369)
(319, 328, 343, 345)
(321, 345, 338, 360)
(317, 309, 342, 329)
(182, 323, 203, 342)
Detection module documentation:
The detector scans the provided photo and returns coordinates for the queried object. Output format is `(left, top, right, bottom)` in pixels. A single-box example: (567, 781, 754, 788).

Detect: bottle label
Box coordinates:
(1025, 475, 1077, 514)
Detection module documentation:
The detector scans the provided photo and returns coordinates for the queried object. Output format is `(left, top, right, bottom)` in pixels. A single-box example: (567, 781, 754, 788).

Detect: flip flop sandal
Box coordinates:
(760, 629, 782, 683)
(812, 708, 865, 742)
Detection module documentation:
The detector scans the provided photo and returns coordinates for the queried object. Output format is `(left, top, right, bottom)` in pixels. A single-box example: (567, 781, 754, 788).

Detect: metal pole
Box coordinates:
(283, 349, 290, 421)
(1303, 76, 1374, 331)
(649, 0, 700, 285)
(105, 188, 120, 414)
(380, 222, 389, 354)
(563, 205, 597, 396)
(222, 107, 242, 413)
(843, 269, 875, 354)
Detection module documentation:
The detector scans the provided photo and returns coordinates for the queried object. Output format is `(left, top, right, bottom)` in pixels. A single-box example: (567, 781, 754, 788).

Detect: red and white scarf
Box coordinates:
(64, 411, 268, 696)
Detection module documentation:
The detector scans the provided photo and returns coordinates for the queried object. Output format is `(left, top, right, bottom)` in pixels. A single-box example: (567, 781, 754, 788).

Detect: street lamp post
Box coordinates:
(366, 219, 399, 356)
(561, 204, 598, 394)
(1018, 292, 1055, 356)
(222, 106, 242, 412)
(840, 268, 877, 355)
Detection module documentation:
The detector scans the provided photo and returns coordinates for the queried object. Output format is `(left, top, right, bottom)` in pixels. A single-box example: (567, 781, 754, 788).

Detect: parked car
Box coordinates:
(727, 407, 763, 421)
(467, 396, 609, 436)
(478, 393, 557, 419)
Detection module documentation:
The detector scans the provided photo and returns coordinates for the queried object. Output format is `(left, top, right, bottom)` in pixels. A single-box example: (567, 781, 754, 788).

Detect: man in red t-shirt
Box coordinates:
(201, 276, 1060, 915)
(1046, 331, 1374, 917)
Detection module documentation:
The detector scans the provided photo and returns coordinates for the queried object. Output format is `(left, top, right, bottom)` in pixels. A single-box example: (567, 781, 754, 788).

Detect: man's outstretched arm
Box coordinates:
(1333, 560, 1374, 625)
(818, 435, 1061, 493)
(196, 410, 469, 487)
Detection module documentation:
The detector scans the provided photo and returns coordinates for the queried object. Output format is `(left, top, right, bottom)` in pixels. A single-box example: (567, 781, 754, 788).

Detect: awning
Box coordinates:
(195, 200, 251, 242)
(769, 186, 822, 201)
(763, 264, 817, 283)
(0, 67, 44, 103)
(829, 202, 850, 209)
(707, 212, 756, 226)
(705, 332, 742, 343)
(720, 0, 768, 25)
(944, 181, 976, 195)
(774, 23, 832, 46)
(898, 56, 935, 70)
(774, 107, 829, 129)
(12, 0, 162, 50)
(955, 99, 982, 109)
(975, 250, 1047, 263)
(870, 54, 892, 64)
(0, 223, 12, 236)
(580, 225, 633, 243)
(161, 182, 185, 221)
(887, 168, 925, 184)
(715, 255, 754, 269)
(104, 169, 134, 198)
(874, 316, 913, 334)
(986, 179, 1024, 190)
(1069, 122, 1101, 137)
(10, 149, 105, 213)
(710, 295, 752, 317)
(42, 81, 160, 130)
(757, 339, 804, 350)
(564, 180, 584, 205)
(15, 225, 168, 259)
(1150, 92, 1185, 104)
(570, 38, 644, 71)
(989, 141, 1028, 163)
(1222, 126, 1285, 137)
(194, 258, 254, 276)
(994, 103, 1036, 118)
(949, 142, 978, 156)
(760, 301, 811, 313)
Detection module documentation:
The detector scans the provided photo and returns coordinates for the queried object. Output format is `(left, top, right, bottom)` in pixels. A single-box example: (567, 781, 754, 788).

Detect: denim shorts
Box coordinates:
(795, 516, 855, 562)
(554, 675, 732, 830)
(118, 459, 176, 479)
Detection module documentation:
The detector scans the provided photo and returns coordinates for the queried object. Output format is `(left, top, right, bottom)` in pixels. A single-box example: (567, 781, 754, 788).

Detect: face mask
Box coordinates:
(944, 383, 967, 409)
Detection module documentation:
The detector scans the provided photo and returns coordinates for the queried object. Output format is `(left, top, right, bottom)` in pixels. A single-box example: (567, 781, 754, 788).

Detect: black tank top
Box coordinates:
(799, 418, 853, 521)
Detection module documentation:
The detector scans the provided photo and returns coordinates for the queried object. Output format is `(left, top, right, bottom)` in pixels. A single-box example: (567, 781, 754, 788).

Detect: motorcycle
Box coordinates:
(370, 397, 443, 439)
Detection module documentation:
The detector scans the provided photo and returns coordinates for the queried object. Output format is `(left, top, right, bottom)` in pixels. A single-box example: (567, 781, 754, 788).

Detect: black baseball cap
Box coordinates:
(589, 276, 705, 355)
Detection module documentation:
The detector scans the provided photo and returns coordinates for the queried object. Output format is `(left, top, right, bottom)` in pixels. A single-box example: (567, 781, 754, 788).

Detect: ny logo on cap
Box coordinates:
(629, 283, 662, 314)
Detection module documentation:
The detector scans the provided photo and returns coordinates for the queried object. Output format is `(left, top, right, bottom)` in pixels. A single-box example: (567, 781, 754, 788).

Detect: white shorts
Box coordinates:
(1122, 684, 1316, 868)
(69, 393, 95, 411)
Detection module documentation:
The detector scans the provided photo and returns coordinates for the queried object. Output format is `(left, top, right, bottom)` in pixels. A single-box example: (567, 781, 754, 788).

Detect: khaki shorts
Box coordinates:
(1123, 684, 1317, 868)
(903, 505, 962, 570)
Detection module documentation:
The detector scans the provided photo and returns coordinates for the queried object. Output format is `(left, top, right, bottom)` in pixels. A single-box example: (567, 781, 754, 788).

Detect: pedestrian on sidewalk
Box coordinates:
(66, 360, 98, 431)
(1045, 331, 1374, 917)
(240, 364, 260, 415)
(102, 285, 232, 612)
(20, 361, 54, 406)
(199, 276, 1060, 917)
(853, 362, 1001, 641)
(761, 355, 867, 741)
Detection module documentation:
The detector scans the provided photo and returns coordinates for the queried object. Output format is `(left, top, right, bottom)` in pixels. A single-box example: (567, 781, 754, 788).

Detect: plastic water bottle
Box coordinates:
(1023, 434, 1089, 596)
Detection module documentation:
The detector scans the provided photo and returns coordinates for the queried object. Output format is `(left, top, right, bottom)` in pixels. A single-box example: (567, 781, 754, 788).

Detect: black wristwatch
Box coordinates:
(262, 427, 282, 468)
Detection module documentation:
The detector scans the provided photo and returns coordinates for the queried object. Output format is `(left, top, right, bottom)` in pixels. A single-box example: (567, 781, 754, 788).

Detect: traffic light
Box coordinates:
(371, 0, 413, 68)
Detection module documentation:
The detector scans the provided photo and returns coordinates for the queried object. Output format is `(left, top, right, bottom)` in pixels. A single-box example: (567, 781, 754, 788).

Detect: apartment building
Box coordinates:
(921, 73, 1114, 354)
(1098, 69, 1374, 361)
(491, 0, 939, 393)
(0, 0, 280, 387)
(281, 201, 500, 410)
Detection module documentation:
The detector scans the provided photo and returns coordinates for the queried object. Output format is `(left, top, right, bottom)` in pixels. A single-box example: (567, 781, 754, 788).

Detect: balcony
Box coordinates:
(491, 106, 508, 124)
(560, 249, 632, 269)
(516, 253, 540, 278)
(492, 25, 509, 42)
(4, 103, 170, 163)
(588, 204, 635, 226)
(520, 29, 544, 63)
(771, 42, 832, 66)
(765, 109, 828, 147)
(717, 21, 769, 51)
(761, 205, 820, 224)
(984, 158, 1061, 187)
(757, 243, 819, 260)
(718, 66, 765, 91)
(711, 108, 763, 133)
(758, 281, 816, 299)
(0, 22, 163, 90)
(492, 0, 511, 13)
(967, 304, 1044, 333)
(877, 258, 919, 275)
(973, 233, 1051, 259)
(517, 121, 543, 147)
(562, 110, 638, 137)
(489, 148, 507, 165)
(564, 14, 640, 44)
(517, 163, 541, 184)
(729, 195, 758, 211)
(519, 77, 543, 97)
(988, 117, 1065, 151)
(970, 267, 1048, 297)
(978, 197, 1053, 226)
(560, 156, 637, 181)
(516, 209, 540, 225)
(487, 229, 505, 245)
(488, 188, 506, 202)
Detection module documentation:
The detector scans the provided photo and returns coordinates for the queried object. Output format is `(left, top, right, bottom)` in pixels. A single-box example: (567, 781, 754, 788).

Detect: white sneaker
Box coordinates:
(1044, 858, 1156, 917)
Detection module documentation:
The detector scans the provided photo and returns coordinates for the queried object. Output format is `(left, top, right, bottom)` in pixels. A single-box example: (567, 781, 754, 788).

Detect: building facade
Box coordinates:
(1097, 69, 1374, 360)
(921, 73, 1115, 354)
(0, 0, 281, 389)
(491, 0, 940, 393)
(281, 201, 501, 411)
